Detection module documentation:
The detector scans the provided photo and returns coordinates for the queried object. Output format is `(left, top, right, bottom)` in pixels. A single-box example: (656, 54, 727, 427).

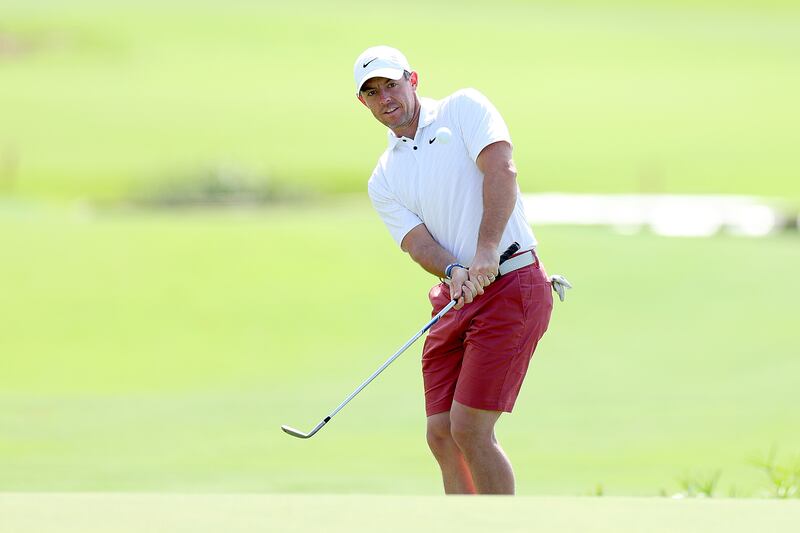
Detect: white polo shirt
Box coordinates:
(367, 88, 537, 265)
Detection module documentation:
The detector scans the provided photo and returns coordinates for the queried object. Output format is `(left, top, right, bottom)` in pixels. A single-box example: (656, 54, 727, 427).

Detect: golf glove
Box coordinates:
(549, 274, 573, 302)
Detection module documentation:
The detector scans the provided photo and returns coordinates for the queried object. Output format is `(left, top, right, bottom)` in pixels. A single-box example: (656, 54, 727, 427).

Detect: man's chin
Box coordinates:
(376, 117, 400, 130)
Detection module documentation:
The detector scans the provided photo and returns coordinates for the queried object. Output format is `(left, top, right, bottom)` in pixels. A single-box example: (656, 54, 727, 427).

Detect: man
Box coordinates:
(354, 45, 554, 495)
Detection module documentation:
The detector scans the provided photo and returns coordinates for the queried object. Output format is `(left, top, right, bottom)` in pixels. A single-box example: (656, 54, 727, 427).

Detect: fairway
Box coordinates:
(2, 494, 799, 533)
(1, 200, 798, 496)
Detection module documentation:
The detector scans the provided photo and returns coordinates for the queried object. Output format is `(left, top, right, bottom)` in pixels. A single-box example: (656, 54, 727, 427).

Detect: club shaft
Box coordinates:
(325, 298, 457, 421)
(282, 241, 520, 439)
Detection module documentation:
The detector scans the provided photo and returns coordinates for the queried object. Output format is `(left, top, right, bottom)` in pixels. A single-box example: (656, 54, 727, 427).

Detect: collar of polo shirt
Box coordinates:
(387, 97, 439, 150)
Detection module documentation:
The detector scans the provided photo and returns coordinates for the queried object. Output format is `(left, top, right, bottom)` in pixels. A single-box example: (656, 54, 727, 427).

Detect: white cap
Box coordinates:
(353, 45, 411, 95)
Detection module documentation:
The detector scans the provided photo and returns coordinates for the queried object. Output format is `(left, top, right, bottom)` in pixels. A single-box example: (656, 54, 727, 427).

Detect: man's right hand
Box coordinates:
(447, 266, 483, 310)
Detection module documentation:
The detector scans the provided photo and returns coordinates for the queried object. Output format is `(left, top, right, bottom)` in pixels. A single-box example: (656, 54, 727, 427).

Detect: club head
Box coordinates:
(281, 418, 328, 439)
(281, 425, 310, 439)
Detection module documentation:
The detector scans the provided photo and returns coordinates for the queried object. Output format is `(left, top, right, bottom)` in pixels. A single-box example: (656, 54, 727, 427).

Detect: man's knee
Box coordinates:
(450, 420, 484, 452)
(450, 405, 498, 454)
(426, 414, 455, 456)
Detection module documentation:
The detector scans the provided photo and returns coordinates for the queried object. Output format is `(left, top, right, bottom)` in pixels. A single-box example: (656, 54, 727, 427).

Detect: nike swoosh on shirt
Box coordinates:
(362, 57, 378, 68)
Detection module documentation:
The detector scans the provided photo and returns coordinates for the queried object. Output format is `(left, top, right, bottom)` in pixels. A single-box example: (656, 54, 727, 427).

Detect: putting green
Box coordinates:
(1, 494, 799, 533)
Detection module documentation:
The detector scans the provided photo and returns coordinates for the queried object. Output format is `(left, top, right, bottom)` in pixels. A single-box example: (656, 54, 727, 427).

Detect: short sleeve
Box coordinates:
(368, 167, 423, 247)
(454, 88, 512, 162)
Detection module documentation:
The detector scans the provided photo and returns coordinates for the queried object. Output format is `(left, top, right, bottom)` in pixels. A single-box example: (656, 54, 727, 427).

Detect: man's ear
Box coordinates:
(410, 71, 419, 90)
(357, 94, 367, 107)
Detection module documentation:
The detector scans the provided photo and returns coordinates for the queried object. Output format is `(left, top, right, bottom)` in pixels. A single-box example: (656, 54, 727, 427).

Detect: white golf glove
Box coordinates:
(549, 274, 573, 302)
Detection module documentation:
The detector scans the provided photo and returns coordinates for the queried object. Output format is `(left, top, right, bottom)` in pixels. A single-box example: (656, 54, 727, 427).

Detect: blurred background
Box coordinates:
(1, 0, 798, 497)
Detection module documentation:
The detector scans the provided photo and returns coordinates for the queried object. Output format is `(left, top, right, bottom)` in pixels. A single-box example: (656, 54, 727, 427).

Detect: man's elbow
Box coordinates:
(400, 224, 423, 255)
(504, 163, 518, 182)
(490, 161, 517, 183)
(400, 235, 412, 254)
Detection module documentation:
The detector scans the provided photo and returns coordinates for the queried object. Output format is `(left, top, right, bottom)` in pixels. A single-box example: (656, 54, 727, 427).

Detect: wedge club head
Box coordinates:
(281, 418, 328, 439)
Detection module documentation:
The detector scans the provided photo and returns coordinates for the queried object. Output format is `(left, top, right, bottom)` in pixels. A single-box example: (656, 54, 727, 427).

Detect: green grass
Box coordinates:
(1, 0, 799, 201)
(2, 494, 800, 533)
(1, 201, 798, 495)
(2, 0, 799, 498)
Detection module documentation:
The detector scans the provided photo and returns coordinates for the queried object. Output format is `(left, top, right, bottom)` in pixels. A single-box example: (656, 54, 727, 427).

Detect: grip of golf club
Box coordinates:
(450, 241, 520, 303)
(498, 241, 520, 265)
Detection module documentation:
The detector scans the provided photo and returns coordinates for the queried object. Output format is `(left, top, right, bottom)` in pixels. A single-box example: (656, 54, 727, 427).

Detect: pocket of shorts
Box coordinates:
(516, 269, 534, 317)
(518, 270, 552, 321)
(528, 282, 554, 331)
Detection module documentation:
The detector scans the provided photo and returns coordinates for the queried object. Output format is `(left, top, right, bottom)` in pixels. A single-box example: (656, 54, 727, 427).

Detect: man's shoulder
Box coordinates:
(441, 88, 491, 108)
(418, 89, 482, 115)
(437, 88, 498, 123)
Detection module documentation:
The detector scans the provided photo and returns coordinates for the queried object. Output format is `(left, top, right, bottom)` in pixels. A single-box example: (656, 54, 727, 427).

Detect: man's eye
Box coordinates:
(367, 90, 376, 96)
(388, 82, 397, 88)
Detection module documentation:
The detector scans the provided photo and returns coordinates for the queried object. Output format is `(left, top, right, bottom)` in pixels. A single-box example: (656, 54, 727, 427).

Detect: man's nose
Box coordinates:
(378, 88, 392, 104)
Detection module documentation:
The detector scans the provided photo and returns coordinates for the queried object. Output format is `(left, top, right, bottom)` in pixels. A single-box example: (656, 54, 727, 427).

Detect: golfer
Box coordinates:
(354, 46, 553, 495)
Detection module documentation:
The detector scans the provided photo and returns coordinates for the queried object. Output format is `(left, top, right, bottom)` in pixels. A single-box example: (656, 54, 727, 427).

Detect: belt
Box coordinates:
(498, 249, 537, 276)
(496, 248, 573, 302)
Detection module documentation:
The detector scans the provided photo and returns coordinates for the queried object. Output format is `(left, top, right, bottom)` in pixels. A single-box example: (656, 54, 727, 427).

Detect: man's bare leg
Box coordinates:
(426, 411, 476, 494)
(449, 401, 514, 494)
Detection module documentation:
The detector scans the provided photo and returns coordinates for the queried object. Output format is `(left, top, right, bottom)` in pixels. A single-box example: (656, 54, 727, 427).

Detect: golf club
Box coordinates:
(281, 242, 521, 439)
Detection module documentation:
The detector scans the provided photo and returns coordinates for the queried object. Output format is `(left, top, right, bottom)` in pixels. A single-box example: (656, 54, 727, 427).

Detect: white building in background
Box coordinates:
(522, 194, 792, 237)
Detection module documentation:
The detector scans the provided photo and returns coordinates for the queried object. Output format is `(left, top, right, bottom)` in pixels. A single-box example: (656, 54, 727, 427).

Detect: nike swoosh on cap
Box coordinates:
(429, 138, 436, 144)
(362, 57, 378, 68)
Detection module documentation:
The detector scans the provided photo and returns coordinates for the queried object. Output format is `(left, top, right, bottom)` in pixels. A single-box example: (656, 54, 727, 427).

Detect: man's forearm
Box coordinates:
(401, 224, 457, 278)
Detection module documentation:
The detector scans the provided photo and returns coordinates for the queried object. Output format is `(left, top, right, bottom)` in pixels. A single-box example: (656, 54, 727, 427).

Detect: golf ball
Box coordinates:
(435, 126, 452, 144)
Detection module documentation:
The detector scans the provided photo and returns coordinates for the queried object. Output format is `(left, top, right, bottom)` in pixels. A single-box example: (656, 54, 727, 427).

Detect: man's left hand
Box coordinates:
(470, 246, 500, 289)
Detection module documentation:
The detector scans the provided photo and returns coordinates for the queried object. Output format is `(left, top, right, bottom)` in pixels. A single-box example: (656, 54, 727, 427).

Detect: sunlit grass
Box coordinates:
(1, 202, 798, 494)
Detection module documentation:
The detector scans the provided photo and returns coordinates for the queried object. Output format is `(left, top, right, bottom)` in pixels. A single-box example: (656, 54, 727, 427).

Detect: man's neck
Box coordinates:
(390, 97, 421, 140)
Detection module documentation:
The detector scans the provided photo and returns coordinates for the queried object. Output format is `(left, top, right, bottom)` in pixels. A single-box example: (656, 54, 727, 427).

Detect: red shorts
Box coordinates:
(421, 255, 553, 416)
